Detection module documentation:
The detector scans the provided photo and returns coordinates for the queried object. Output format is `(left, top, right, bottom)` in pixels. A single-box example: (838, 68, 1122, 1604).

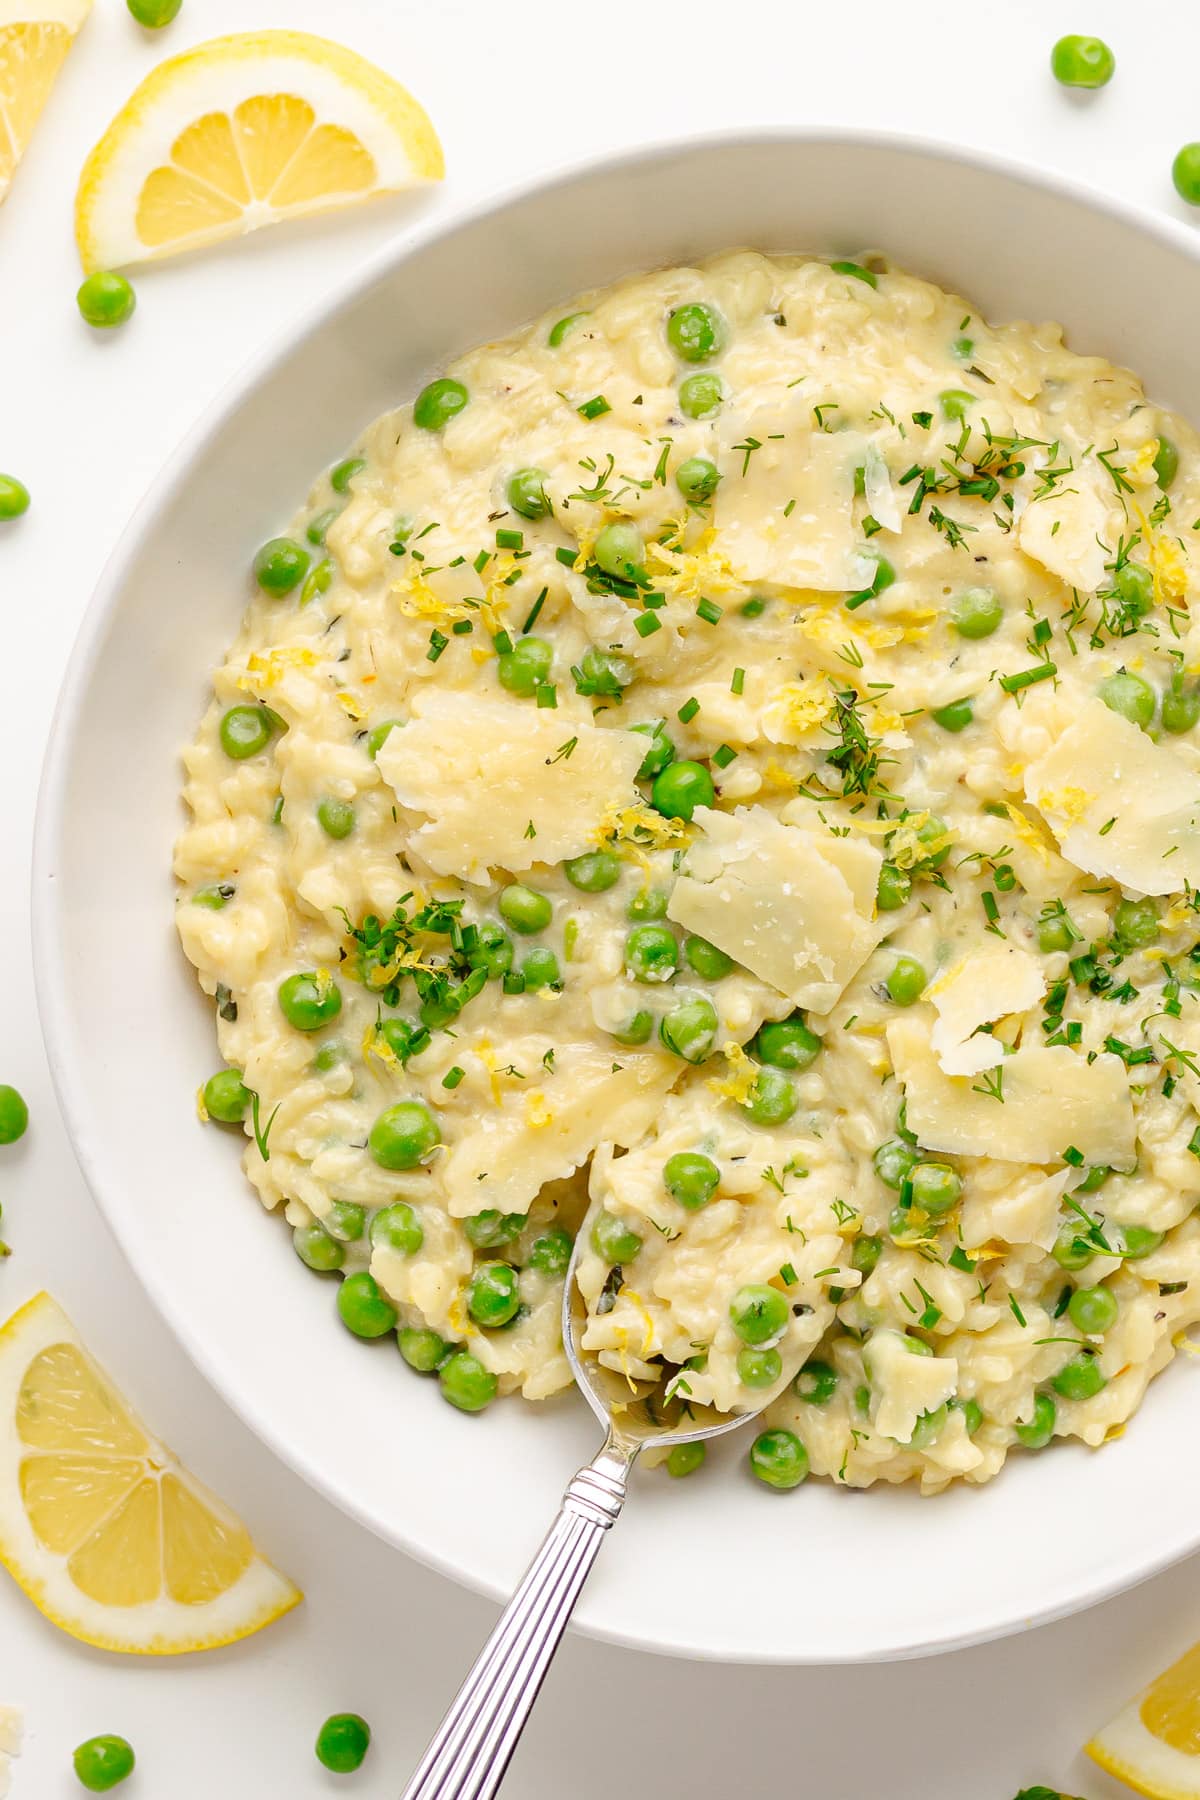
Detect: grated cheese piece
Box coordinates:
(377, 690, 645, 882)
(1017, 465, 1121, 593)
(864, 1329, 958, 1444)
(928, 943, 1046, 1076)
(887, 1017, 1135, 1168)
(666, 803, 882, 1013)
(1023, 697, 1200, 896)
(714, 425, 873, 592)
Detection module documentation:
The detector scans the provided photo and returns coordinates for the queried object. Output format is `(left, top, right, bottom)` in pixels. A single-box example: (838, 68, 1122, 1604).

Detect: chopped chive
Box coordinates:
(502, 971, 527, 995)
(948, 1246, 976, 1273)
(535, 683, 558, 708)
(1062, 1145, 1084, 1167)
(496, 528, 524, 551)
(1000, 662, 1057, 694)
(451, 619, 473, 635)
(427, 629, 449, 662)
(473, 549, 490, 575)
(678, 696, 700, 723)
(642, 591, 666, 609)
(578, 395, 611, 420)
(634, 612, 662, 638)
(492, 629, 514, 655)
(831, 259, 877, 288)
(696, 598, 723, 625)
(712, 744, 737, 768)
(442, 1066, 465, 1089)
(1189, 1126, 1200, 1159)
(555, 546, 578, 568)
(731, 667, 746, 695)
(522, 586, 548, 633)
(740, 597, 767, 618)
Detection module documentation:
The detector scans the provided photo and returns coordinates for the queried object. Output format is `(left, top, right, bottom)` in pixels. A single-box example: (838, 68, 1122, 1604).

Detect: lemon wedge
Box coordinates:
(0, 0, 91, 206)
(1088, 1639, 1200, 1798)
(75, 28, 443, 271)
(0, 1291, 300, 1653)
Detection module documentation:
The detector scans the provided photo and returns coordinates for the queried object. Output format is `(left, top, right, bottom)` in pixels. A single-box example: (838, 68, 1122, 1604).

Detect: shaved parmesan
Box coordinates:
(887, 1017, 1135, 1168)
(1018, 466, 1121, 592)
(440, 1043, 676, 1215)
(715, 424, 872, 592)
(928, 943, 1045, 1076)
(0, 1705, 21, 1800)
(377, 691, 644, 882)
(864, 1329, 958, 1444)
(666, 803, 882, 1013)
(862, 444, 902, 533)
(1024, 698, 1200, 896)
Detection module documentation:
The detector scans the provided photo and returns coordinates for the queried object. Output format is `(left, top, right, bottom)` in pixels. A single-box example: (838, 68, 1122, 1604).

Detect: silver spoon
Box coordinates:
(398, 1202, 766, 1800)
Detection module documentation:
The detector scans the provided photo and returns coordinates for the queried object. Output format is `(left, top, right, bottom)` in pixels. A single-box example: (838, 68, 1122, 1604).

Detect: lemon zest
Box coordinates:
(195, 1085, 210, 1123)
(336, 690, 366, 721)
(1036, 785, 1094, 825)
(647, 523, 744, 602)
(524, 1090, 554, 1129)
(707, 1040, 759, 1105)
(237, 646, 318, 690)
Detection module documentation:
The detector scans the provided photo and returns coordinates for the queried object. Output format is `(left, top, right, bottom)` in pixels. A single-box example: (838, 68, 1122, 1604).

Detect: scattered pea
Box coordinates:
(1114, 896, 1159, 950)
(874, 1138, 918, 1189)
(684, 935, 733, 980)
(564, 849, 621, 893)
(293, 1223, 345, 1273)
(650, 759, 714, 821)
(876, 863, 911, 911)
(794, 1360, 838, 1405)
(337, 1272, 397, 1339)
(950, 587, 1003, 639)
(1067, 1284, 1118, 1336)
(400, 1328, 449, 1372)
(1173, 145, 1200, 206)
(676, 455, 721, 504)
(369, 1201, 423, 1255)
(219, 704, 275, 760)
(886, 955, 927, 1006)
(678, 373, 724, 419)
(594, 520, 644, 580)
(72, 1735, 135, 1792)
(0, 475, 30, 520)
(521, 947, 560, 990)
(730, 1284, 789, 1345)
(910, 1162, 961, 1216)
(498, 636, 554, 697)
(625, 923, 679, 983)
(1015, 1391, 1057, 1449)
(76, 271, 137, 328)
(659, 997, 719, 1062)
(749, 1428, 808, 1489)
(527, 1227, 572, 1275)
(0, 1084, 29, 1144)
(464, 1211, 527, 1249)
(202, 1068, 249, 1124)
(499, 884, 552, 934)
(931, 698, 973, 733)
(591, 1210, 642, 1264)
(939, 388, 975, 421)
(1050, 33, 1115, 88)
(754, 1017, 821, 1071)
(317, 796, 355, 840)
(666, 301, 726, 363)
(663, 1151, 720, 1209)
(1098, 669, 1155, 730)
(468, 1261, 521, 1328)
(367, 719, 402, 759)
(278, 971, 342, 1032)
(1162, 673, 1200, 735)
(507, 466, 551, 519)
(126, 0, 182, 23)
(1052, 1351, 1107, 1401)
(253, 536, 310, 597)
(439, 1351, 498, 1412)
(627, 885, 669, 922)
(667, 1441, 706, 1478)
(630, 719, 675, 778)
(737, 1346, 782, 1388)
(368, 1099, 441, 1170)
(740, 1066, 796, 1127)
(413, 377, 469, 431)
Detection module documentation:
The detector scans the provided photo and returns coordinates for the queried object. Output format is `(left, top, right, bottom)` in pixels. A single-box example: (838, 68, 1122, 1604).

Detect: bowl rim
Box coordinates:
(32, 125, 1200, 1664)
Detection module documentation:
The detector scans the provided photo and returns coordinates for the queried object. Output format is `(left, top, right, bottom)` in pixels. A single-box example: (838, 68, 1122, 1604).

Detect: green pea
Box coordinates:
(1067, 1284, 1118, 1336)
(521, 947, 560, 990)
(741, 1067, 796, 1127)
(591, 1210, 642, 1264)
(594, 521, 644, 580)
(219, 704, 275, 760)
(1162, 674, 1200, 735)
(794, 1359, 838, 1405)
(327, 1205, 368, 1242)
(464, 1211, 527, 1249)
(468, 923, 514, 978)
(931, 698, 973, 733)
(306, 507, 339, 546)
(564, 849, 621, 893)
(953, 334, 974, 360)
(72, 1734, 136, 1791)
(610, 1009, 653, 1045)
(317, 796, 355, 840)
(468, 1261, 521, 1328)
(528, 1227, 572, 1275)
(666, 301, 726, 363)
(548, 310, 589, 346)
(1098, 669, 1156, 729)
(625, 923, 678, 983)
(1015, 1391, 1057, 1449)
(660, 997, 719, 1063)
(399, 1328, 448, 1373)
(737, 1346, 782, 1388)
(730, 1284, 789, 1345)
(374, 1018, 416, 1063)
(1174, 144, 1200, 206)
(329, 456, 365, 493)
(676, 456, 721, 504)
(627, 885, 669, 922)
(1114, 896, 1159, 949)
(1053, 1227, 1094, 1272)
(312, 1041, 346, 1072)
(191, 879, 233, 909)
(950, 587, 1003, 639)
(854, 1384, 871, 1414)
(1120, 1225, 1163, 1259)
(337, 1271, 397, 1339)
(754, 1017, 821, 1071)
(1114, 559, 1155, 615)
(503, 466, 550, 520)
(1052, 1351, 1107, 1401)
(1076, 1164, 1111, 1194)
(874, 1139, 918, 1190)
(910, 1161, 961, 1216)
(907, 1404, 948, 1450)
(953, 1397, 984, 1436)
(498, 636, 553, 697)
(0, 1084, 29, 1144)
(0, 474, 30, 520)
(939, 388, 975, 421)
(651, 759, 714, 822)
(663, 1150, 720, 1210)
(1154, 435, 1180, 488)
(369, 1201, 423, 1255)
(413, 377, 468, 431)
(76, 270, 137, 327)
(300, 559, 332, 606)
(292, 1223, 344, 1272)
(1050, 33, 1115, 87)
(576, 645, 633, 699)
(678, 373, 725, 419)
(684, 935, 733, 980)
(876, 862, 911, 911)
(630, 719, 675, 778)
(368, 1100, 440, 1170)
(439, 1350, 498, 1412)
(499, 884, 552, 934)
(367, 719, 402, 759)
(852, 1235, 882, 1277)
(253, 535, 310, 597)
(667, 1441, 706, 1478)
(314, 1713, 371, 1774)
(886, 955, 927, 1006)
(278, 971, 341, 1032)
(749, 1428, 808, 1490)
(203, 1068, 249, 1124)
(1038, 910, 1077, 954)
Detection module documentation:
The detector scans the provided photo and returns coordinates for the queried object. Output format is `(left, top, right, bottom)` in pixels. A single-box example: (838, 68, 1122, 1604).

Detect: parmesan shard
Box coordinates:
(928, 943, 1046, 1076)
(666, 803, 883, 1014)
(377, 691, 645, 882)
(0, 1704, 22, 1800)
(887, 1017, 1135, 1168)
(714, 424, 873, 592)
(1023, 697, 1200, 897)
(1018, 466, 1121, 592)
(440, 1042, 676, 1216)
(864, 1329, 958, 1444)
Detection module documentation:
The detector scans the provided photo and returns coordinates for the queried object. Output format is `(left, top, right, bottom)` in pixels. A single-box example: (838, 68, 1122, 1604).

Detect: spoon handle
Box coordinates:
(399, 1438, 631, 1800)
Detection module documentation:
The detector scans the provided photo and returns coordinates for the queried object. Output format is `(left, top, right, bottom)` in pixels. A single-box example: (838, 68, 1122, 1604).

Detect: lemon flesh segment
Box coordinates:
(0, 0, 91, 205)
(0, 1292, 300, 1654)
(75, 29, 444, 271)
(1088, 1641, 1200, 1799)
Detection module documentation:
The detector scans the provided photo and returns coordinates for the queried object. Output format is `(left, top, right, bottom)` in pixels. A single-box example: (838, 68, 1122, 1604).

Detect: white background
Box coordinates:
(3, 0, 1200, 1793)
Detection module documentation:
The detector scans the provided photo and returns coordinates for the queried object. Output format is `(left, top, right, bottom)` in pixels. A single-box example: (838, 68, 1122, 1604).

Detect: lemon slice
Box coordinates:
(0, 1292, 300, 1653)
(1088, 1639, 1200, 1798)
(74, 28, 443, 272)
(0, 1704, 22, 1800)
(0, 0, 91, 206)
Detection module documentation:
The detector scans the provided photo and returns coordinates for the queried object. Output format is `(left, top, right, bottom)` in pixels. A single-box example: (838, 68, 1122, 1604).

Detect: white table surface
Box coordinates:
(4, 0, 1200, 1792)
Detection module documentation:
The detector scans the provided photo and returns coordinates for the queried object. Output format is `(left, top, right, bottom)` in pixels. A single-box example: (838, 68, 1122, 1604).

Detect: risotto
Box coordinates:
(176, 250, 1200, 1493)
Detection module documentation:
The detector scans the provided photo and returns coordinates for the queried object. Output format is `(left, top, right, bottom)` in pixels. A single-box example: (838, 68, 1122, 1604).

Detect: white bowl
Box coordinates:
(34, 132, 1200, 1664)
